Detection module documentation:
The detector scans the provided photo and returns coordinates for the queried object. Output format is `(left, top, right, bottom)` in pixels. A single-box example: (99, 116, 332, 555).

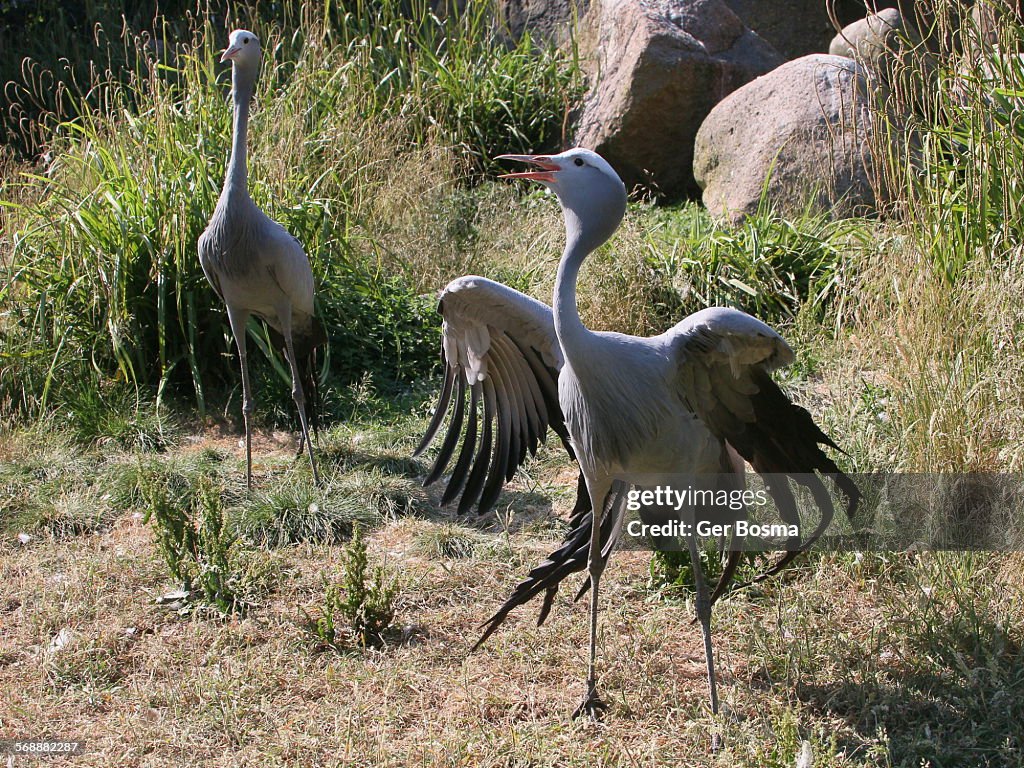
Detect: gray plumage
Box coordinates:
(198, 29, 322, 487)
(416, 148, 859, 735)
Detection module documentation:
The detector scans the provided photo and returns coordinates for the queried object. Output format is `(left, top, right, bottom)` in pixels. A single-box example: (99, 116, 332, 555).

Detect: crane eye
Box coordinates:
(573, 158, 584, 167)
(244, 37, 250, 44)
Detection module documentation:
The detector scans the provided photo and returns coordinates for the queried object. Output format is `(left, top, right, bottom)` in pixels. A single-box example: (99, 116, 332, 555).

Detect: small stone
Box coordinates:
(795, 740, 814, 768)
(47, 628, 74, 656)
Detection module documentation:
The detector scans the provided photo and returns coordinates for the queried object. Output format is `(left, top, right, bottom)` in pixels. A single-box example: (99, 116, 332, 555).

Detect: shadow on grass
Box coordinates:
(759, 561, 1024, 767)
(320, 437, 563, 530)
(321, 446, 426, 479)
(796, 642, 1022, 766)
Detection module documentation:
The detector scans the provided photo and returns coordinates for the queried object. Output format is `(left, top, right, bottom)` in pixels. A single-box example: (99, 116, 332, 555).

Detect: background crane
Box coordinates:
(198, 29, 324, 487)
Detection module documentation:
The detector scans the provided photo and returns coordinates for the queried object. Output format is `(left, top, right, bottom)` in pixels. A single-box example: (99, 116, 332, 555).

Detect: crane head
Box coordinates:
(496, 148, 622, 189)
(221, 29, 261, 66)
(497, 148, 627, 251)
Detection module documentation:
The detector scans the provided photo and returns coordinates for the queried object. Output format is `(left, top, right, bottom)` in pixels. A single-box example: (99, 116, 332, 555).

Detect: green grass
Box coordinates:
(0, 0, 580, 425)
(236, 478, 378, 547)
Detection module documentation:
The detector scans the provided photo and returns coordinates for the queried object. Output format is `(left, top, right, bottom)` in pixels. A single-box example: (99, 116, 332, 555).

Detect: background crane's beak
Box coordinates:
(495, 154, 559, 182)
(220, 45, 242, 62)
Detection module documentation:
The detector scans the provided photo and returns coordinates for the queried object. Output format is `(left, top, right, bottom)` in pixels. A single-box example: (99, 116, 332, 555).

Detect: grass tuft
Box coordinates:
(236, 480, 376, 548)
(303, 524, 399, 650)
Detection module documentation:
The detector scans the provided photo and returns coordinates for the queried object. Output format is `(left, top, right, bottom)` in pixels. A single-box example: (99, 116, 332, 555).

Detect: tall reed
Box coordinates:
(0, 1, 580, 421)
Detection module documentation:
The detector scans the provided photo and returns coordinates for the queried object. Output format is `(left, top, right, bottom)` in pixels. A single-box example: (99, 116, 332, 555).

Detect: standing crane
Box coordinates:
(199, 29, 323, 488)
(415, 148, 858, 728)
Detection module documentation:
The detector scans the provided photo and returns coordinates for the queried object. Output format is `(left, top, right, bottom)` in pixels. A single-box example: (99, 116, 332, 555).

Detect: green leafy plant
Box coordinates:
(650, 545, 770, 598)
(140, 468, 244, 614)
(305, 524, 398, 650)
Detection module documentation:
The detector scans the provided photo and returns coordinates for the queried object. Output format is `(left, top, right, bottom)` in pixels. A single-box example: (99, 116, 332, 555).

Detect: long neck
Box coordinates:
(225, 65, 256, 194)
(553, 209, 592, 351)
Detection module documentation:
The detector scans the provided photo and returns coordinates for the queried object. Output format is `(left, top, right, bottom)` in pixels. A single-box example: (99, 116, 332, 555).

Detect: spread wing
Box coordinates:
(414, 276, 573, 516)
(670, 307, 861, 602)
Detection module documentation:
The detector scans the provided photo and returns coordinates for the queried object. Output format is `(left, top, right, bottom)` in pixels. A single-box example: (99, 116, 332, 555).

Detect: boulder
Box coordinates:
(829, 8, 923, 82)
(497, 0, 591, 44)
(575, 0, 784, 198)
(722, 0, 863, 59)
(722, 1, 927, 60)
(693, 54, 880, 224)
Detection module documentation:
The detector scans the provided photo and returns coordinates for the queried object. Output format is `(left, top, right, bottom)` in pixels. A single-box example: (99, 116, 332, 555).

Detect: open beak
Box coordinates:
(495, 154, 560, 183)
(220, 45, 241, 62)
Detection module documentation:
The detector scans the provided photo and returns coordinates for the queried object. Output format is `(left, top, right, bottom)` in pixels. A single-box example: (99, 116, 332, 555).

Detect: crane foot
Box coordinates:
(571, 684, 607, 721)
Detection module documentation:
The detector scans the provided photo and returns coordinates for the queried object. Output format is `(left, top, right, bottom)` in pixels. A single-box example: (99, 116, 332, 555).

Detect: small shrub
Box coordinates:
(140, 469, 245, 614)
(305, 524, 398, 650)
(649, 546, 769, 598)
(339, 523, 398, 647)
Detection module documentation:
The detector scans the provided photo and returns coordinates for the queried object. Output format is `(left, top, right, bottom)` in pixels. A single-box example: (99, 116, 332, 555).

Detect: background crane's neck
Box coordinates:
(225, 64, 257, 195)
(553, 209, 594, 354)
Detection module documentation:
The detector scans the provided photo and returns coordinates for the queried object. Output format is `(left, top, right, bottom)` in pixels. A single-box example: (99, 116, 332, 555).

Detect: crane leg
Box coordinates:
(573, 480, 611, 720)
(227, 306, 255, 489)
(277, 309, 321, 486)
(687, 530, 721, 751)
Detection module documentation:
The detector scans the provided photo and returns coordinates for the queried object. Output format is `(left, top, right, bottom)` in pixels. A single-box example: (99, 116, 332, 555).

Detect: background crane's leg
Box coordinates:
(687, 529, 721, 751)
(276, 307, 321, 486)
(226, 305, 255, 489)
(573, 478, 611, 720)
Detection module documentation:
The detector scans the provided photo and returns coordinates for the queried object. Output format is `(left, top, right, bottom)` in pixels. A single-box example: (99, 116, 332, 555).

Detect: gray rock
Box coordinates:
(829, 8, 923, 82)
(498, 0, 592, 44)
(723, 0, 859, 59)
(722, 1, 928, 60)
(575, 0, 784, 197)
(693, 54, 880, 224)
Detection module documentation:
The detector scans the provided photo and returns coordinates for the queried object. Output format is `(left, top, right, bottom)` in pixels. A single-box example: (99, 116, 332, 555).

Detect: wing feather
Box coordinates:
(488, 336, 523, 480)
(441, 383, 480, 506)
(459, 376, 496, 515)
(417, 276, 569, 516)
(670, 307, 859, 604)
(414, 359, 456, 457)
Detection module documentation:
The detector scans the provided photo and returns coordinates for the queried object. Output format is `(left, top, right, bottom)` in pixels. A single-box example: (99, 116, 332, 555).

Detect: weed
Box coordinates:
(140, 468, 246, 614)
(305, 524, 398, 650)
(648, 545, 772, 598)
(340, 524, 398, 647)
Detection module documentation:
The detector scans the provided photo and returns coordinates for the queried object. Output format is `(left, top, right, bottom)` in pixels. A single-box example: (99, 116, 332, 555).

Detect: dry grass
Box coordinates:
(1, 423, 1021, 767)
(809, 233, 1024, 472)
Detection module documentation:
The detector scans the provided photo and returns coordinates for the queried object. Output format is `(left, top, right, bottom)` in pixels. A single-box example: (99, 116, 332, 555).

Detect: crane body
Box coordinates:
(416, 149, 858, 732)
(199, 29, 322, 487)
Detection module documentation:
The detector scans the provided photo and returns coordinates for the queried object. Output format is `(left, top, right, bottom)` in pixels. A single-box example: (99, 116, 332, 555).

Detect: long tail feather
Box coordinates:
(472, 479, 636, 650)
(268, 316, 325, 436)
